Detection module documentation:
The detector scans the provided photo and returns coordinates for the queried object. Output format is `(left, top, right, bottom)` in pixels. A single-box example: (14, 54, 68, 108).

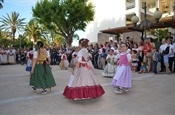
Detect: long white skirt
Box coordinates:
(8, 55, 15, 64)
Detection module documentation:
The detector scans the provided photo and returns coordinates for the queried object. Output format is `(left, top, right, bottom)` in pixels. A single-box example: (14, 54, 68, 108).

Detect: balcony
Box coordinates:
(126, 0, 135, 10)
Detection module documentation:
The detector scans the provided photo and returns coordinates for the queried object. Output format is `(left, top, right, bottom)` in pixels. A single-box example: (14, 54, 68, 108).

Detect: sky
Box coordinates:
(0, 0, 85, 46)
(0, 0, 39, 23)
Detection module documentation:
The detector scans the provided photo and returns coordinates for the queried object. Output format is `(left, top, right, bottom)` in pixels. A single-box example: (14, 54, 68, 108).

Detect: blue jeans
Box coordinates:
(152, 61, 158, 74)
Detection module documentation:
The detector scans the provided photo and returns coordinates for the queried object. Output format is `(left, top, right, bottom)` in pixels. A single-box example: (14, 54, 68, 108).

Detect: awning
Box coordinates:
(100, 16, 175, 35)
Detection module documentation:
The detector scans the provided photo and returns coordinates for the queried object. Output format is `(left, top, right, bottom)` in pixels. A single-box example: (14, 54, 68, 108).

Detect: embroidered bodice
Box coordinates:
(119, 53, 129, 66)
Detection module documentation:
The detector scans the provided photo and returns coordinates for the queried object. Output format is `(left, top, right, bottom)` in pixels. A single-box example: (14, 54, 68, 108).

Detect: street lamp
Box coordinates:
(131, 2, 162, 40)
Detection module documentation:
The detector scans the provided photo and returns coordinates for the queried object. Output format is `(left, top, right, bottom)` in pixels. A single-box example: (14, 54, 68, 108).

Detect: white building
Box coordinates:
(76, 0, 175, 45)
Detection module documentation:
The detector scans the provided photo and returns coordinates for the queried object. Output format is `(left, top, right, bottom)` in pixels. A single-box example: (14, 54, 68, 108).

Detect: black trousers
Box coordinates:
(169, 57, 174, 72)
(174, 54, 175, 71)
(160, 55, 165, 71)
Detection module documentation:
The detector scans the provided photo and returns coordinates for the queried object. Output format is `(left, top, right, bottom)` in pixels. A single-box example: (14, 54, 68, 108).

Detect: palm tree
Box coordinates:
(24, 19, 42, 43)
(0, 11, 26, 41)
(0, 0, 4, 9)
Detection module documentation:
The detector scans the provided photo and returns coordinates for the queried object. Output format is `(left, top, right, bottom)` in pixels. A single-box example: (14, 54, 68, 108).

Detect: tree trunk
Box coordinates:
(65, 36, 73, 47)
(12, 32, 15, 41)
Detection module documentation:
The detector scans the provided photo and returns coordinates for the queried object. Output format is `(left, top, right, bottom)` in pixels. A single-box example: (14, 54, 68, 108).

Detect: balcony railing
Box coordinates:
(126, 4, 135, 10)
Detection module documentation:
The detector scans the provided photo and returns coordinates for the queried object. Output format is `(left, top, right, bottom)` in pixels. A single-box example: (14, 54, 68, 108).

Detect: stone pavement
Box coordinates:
(0, 64, 175, 115)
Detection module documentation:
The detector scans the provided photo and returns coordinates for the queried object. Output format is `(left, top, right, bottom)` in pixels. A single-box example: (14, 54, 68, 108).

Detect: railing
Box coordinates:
(126, 4, 135, 10)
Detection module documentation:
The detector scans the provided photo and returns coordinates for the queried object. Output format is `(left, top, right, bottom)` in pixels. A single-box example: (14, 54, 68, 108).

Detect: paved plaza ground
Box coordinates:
(0, 64, 175, 115)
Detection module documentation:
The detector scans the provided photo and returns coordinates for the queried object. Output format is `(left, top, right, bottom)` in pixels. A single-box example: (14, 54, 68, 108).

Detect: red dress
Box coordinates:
(63, 48, 105, 100)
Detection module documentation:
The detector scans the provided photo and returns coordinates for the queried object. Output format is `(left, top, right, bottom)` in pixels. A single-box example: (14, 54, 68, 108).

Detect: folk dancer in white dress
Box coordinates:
(69, 48, 79, 69)
(59, 51, 69, 69)
(102, 49, 116, 77)
(8, 49, 15, 64)
(2, 49, 8, 64)
(63, 38, 105, 100)
(26, 48, 34, 74)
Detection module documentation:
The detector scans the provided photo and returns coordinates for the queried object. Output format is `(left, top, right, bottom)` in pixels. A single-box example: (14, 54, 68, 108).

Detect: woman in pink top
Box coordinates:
(112, 43, 132, 94)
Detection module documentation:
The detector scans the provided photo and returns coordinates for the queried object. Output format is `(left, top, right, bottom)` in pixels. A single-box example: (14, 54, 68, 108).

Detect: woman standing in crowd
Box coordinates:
(112, 43, 132, 94)
(8, 49, 15, 64)
(102, 49, 115, 77)
(63, 38, 105, 100)
(142, 38, 152, 72)
(30, 41, 56, 95)
(25, 47, 34, 74)
(2, 48, 8, 64)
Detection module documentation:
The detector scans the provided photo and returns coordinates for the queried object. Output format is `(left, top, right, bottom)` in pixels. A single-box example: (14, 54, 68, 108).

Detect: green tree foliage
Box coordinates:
(0, 0, 3, 9)
(24, 19, 43, 43)
(153, 29, 168, 42)
(0, 11, 26, 41)
(13, 34, 33, 49)
(32, 0, 94, 47)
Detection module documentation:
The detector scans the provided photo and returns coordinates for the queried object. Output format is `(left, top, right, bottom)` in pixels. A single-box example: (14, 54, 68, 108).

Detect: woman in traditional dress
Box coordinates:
(63, 38, 105, 100)
(69, 48, 79, 69)
(0, 49, 3, 64)
(2, 49, 8, 64)
(8, 49, 15, 64)
(112, 43, 132, 94)
(25, 48, 34, 74)
(59, 51, 69, 69)
(30, 41, 56, 95)
(102, 49, 116, 77)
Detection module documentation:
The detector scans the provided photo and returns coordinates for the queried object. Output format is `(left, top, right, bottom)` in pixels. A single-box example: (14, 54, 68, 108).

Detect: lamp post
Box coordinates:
(131, 2, 162, 40)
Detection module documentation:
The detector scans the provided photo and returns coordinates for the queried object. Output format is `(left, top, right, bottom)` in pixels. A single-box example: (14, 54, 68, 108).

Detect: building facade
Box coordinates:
(83, 0, 175, 44)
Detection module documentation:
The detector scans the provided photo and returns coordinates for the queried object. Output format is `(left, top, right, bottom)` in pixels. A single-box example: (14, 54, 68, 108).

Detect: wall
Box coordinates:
(85, 0, 126, 43)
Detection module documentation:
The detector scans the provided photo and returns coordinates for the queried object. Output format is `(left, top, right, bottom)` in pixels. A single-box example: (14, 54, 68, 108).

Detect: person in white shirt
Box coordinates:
(159, 39, 166, 72)
(163, 38, 174, 73)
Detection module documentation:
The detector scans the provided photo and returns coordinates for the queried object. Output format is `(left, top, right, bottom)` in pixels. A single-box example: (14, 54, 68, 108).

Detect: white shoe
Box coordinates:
(114, 90, 122, 94)
(40, 90, 47, 95)
(124, 89, 130, 92)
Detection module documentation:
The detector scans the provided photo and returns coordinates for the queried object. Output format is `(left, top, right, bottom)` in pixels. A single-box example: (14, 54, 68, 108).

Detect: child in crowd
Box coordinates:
(138, 62, 147, 74)
(102, 49, 115, 77)
(26, 48, 34, 74)
(59, 51, 69, 69)
(152, 47, 159, 74)
(69, 48, 78, 70)
(131, 50, 138, 72)
(100, 48, 107, 70)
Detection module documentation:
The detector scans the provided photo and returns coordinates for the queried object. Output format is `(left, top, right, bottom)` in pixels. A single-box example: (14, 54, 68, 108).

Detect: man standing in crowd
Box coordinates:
(159, 39, 166, 72)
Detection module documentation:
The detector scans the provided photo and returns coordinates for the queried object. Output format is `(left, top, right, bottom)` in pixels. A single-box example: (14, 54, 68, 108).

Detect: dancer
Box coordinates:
(63, 38, 105, 100)
(25, 47, 34, 74)
(102, 49, 115, 77)
(30, 41, 56, 95)
(59, 51, 69, 69)
(112, 43, 132, 94)
(69, 48, 79, 69)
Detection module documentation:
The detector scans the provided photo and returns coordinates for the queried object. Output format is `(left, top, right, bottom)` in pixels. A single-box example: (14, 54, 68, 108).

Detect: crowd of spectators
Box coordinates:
(0, 32, 175, 74)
